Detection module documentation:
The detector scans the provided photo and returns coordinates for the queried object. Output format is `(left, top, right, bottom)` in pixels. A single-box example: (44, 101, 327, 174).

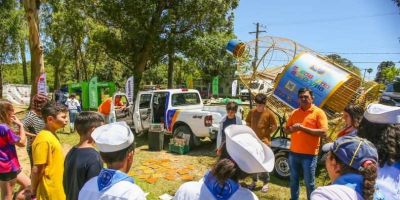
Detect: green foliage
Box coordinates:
(381, 65, 400, 83)
(77, 0, 238, 89)
(375, 61, 396, 83)
(2, 62, 55, 89)
(0, 0, 22, 62)
(326, 54, 361, 76)
(3, 0, 239, 95)
(186, 32, 237, 82)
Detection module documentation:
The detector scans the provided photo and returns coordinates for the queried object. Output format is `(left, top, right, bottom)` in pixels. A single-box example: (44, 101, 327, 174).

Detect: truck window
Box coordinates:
(172, 93, 200, 106)
(139, 94, 152, 109)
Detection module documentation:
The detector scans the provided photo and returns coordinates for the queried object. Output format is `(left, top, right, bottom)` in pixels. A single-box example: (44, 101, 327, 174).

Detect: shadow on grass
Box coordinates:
(186, 140, 216, 158)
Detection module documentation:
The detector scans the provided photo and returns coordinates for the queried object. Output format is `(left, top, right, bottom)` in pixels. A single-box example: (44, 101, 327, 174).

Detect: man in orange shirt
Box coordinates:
(98, 95, 125, 123)
(285, 88, 328, 200)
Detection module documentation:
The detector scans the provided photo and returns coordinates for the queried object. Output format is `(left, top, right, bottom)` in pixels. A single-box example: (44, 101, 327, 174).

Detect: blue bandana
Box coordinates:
(97, 169, 135, 192)
(204, 171, 240, 200)
(333, 173, 363, 196)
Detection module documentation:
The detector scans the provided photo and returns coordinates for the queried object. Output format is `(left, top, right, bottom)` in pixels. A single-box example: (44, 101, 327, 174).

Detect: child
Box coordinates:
(174, 125, 275, 200)
(31, 102, 68, 200)
(0, 100, 30, 200)
(312, 136, 378, 200)
(79, 123, 146, 199)
(216, 101, 242, 155)
(245, 93, 277, 192)
(22, 93, 49, 167)
(63, 111, 104, 200)
(65, 94, 81, 133)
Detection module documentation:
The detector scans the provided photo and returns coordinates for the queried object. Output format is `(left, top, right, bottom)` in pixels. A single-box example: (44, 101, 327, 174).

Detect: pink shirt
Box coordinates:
(0, 124, 21, 173)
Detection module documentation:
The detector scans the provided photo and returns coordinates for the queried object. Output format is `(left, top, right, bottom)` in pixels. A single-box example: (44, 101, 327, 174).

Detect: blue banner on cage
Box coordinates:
(273, 53, 350, 108)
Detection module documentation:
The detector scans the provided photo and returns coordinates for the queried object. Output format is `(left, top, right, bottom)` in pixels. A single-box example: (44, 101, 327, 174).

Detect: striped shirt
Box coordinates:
(22, 111, 45, 146)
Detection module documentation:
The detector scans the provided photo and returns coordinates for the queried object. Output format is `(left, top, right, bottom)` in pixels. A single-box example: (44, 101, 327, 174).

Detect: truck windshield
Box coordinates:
(172, 93, 201, 106)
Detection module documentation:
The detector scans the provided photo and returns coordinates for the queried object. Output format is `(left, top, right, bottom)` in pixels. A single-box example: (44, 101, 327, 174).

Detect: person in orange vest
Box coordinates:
(98, 95, 125, 123)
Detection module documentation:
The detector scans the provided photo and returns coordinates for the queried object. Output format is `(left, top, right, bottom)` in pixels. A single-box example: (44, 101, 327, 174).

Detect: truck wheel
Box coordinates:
(273, 151, 290, 179)
(173, 125, 199, 148)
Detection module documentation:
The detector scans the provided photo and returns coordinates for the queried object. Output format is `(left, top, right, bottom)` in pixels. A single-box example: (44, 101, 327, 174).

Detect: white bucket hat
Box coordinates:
(364, 103, 400, 124)
(91, 122, 134, 153)
(225, 125, 275, 173)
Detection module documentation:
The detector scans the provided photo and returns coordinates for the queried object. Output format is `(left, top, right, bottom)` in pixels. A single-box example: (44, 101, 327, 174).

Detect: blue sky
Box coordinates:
(234, 0, 400, 80)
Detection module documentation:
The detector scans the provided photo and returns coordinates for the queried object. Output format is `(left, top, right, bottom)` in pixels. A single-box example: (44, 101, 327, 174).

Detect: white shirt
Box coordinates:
(311, 185, 363, 200)
(173, 179, 258, 200)
(65, 98, 80, 110)
(78, 176, 146, 200)
(375, 162, 400, 200)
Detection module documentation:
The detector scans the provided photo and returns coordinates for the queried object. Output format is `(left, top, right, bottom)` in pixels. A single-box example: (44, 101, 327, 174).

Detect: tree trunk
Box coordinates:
(53, 56, 61, 90)
(167, 40, 174, 89)
(0, 62, 3, 99)
(79, 48, 88, 81)
(20, 40, 28, 84)
(133, 1, 166, 95)
(73, 47, 81, 82)
(23, 0, 43, 104)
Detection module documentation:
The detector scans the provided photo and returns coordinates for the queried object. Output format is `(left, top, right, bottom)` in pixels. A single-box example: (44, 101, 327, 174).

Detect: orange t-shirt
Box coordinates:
(286, 105, 328, 155)
(98, 98, 112, 115)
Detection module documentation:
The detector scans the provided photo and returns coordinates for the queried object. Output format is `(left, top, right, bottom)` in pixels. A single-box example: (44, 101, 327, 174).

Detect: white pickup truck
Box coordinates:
(112, 89, 241, 148)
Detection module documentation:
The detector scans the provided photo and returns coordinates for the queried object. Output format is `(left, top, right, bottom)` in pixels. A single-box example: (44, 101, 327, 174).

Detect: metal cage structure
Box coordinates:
(232, 35, 370, 120)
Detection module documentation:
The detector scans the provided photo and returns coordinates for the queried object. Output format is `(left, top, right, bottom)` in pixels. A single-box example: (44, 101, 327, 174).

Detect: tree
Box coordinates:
(162, 1, 238, 88)
(78, 0, 238, 93)
(375, 61, 396, 83)
(22, 0, 44, 99)
(186, 32, 237, 83)
(326, 54, 361, 76)
(0, 0, 21, 98)
(381, 65, 400, 83)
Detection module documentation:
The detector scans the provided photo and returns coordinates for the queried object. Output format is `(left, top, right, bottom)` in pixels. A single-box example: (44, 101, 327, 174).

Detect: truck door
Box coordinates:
(133, 92, 152, 133)
(113, 94, 133, 127)
(152, 92, 169, 127)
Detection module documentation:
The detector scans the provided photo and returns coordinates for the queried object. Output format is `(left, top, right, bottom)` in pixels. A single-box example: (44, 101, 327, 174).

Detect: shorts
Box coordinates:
(0, 169, 21, 181)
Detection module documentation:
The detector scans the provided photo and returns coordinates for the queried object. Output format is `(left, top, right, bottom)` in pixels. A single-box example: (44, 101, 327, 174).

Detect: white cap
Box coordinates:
(91, 122, 134, 152)
(225, 125, 275, 173)
(364, 103, 400, 124)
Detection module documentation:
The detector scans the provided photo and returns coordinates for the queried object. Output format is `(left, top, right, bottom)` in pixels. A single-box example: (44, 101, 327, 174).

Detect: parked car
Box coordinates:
(380, 83, 400, 107)
(240, 79, 273, 101)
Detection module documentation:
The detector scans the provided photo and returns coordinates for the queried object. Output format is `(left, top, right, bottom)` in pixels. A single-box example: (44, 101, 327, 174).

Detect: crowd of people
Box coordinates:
(0, 86, 399, 200)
